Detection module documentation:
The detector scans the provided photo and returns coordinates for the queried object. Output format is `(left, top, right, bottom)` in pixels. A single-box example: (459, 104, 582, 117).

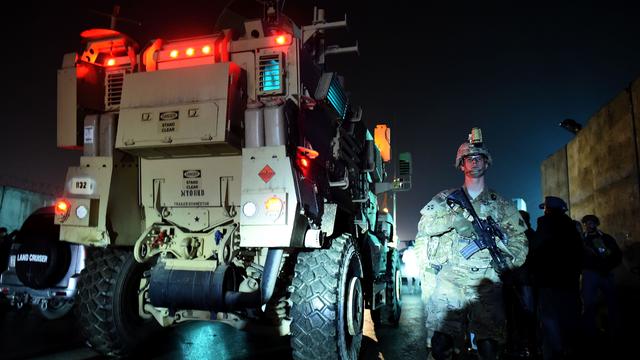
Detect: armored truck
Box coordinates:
(55, 2, 410, 358)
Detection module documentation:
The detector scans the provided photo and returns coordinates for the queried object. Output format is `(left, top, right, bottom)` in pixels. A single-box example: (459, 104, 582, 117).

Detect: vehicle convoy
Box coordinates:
(0, 206, 85, 319)
(55, 2, 411, 358)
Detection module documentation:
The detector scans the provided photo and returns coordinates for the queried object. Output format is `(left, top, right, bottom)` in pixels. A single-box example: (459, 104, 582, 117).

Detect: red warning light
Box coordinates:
(202, 45, 211, 54)
(296, 146, 317, 175)
(186, 48, 195, 56)
(169, 49, 179, 58)
(275, 35, 287, 45)
(297, 156, 312, 174)
(55, 199, 71, 216)
(106, 58, 116, 66)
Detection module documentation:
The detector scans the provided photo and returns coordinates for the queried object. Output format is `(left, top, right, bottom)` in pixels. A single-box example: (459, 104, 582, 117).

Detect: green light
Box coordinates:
(262, 60, 281, 92)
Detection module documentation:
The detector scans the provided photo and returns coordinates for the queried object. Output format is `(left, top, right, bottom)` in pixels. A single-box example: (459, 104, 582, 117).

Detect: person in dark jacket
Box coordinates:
(504, 211, 538, 358)
(530, 196, 583, 360)
(580, 214, 622, 347)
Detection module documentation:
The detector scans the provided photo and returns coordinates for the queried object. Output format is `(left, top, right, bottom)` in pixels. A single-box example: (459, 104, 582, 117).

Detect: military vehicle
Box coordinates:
(55, 1, 411, 358)
(0, 207, 85, 319)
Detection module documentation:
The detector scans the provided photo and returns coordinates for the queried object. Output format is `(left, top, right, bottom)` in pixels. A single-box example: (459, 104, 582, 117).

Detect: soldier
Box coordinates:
(529, 196, 583, 360)
(580, 214, 622, 352)
(505, 211, 538, 358)
(415, 128, 529, 360)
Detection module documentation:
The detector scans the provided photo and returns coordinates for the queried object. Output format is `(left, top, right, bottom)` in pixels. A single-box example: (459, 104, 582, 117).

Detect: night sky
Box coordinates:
(3, 0, 640, 240)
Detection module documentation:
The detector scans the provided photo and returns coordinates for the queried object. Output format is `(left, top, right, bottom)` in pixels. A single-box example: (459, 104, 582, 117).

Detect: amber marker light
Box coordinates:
(265, 196, 283, 213)
(186, 47, 195, 56)
(202, 45, 211, 54)
(169, 49, 179, 58)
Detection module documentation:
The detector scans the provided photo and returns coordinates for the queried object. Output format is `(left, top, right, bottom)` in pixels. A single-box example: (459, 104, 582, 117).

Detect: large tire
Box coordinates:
(76, 248, 158, 356)
(290, 234, 364, 360)
(371, 248, 402, 327)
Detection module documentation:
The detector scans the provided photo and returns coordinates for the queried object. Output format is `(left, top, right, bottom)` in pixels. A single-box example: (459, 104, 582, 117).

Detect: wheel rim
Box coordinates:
(346, 276, 363, 336)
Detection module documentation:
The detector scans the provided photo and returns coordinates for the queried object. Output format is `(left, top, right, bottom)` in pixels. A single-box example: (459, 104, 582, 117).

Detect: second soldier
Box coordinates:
(415, 128, 529, 360)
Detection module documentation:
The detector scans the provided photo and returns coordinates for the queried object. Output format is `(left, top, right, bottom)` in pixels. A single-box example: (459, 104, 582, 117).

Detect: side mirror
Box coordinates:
(373, 151, 412, 194)
(394, 152, 412, 191)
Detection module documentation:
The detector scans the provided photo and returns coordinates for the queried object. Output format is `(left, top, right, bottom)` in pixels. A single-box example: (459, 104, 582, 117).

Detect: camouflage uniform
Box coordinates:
(415, 187, 528, 344)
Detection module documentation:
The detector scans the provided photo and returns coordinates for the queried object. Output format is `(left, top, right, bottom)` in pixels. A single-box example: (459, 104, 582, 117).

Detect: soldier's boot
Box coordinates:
(430, 331, 454, 360)
(476, 338, 499, 360)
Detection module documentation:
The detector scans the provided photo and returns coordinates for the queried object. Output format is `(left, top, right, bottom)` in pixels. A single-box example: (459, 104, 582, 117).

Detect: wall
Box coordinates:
(0, 186, 54, 232)
(540, 146, 569, 208)
(541, 77, 640, 248)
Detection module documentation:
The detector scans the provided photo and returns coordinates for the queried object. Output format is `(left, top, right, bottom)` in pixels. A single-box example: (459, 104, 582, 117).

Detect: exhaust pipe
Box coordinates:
(149, 249, 284, 312)
(224, 248, 283, 311)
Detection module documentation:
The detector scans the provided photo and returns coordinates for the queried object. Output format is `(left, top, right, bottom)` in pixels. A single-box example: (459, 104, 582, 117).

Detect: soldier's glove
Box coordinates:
(452, 216, 475, 238)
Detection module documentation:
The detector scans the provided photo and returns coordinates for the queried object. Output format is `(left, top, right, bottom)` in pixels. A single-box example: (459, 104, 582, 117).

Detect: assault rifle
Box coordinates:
(446, 188, 511, 274)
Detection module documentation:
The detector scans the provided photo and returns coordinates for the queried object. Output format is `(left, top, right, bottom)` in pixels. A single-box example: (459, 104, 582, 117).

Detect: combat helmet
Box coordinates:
(455, 127, 493, 168)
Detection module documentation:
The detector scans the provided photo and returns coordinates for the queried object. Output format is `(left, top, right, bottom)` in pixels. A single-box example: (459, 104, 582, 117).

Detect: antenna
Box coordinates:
(88, 5, 142, 30)
(260, 0, 280, 25)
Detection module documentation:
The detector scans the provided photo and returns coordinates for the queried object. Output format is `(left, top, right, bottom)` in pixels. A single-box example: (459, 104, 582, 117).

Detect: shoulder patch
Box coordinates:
(420, 190, 454, 215)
